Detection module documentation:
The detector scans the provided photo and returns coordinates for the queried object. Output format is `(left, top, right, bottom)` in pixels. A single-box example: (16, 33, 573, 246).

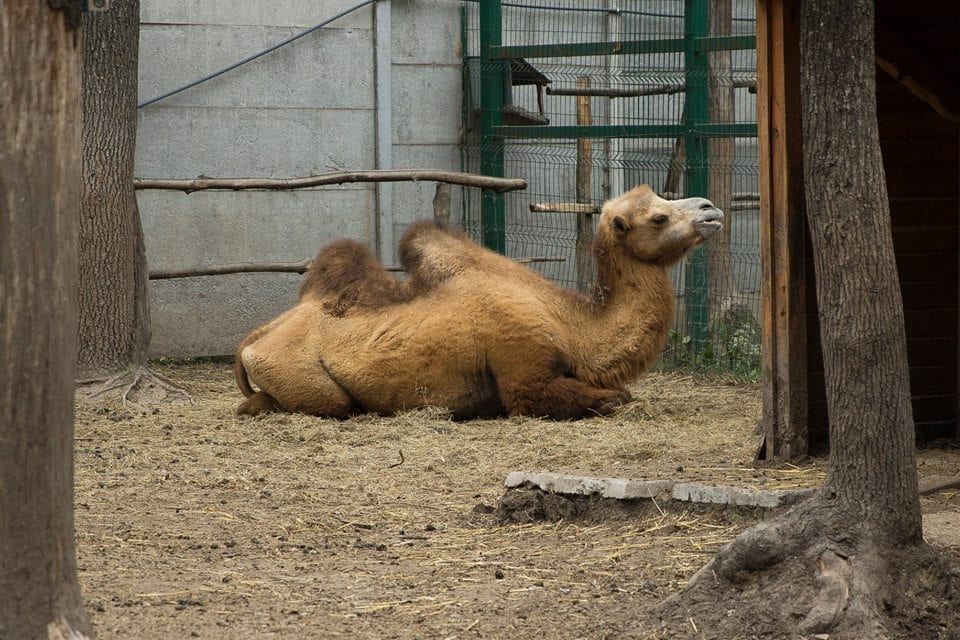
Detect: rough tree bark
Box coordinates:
(0, 2, 92, 638)
(658, 1, 958, 637)
(78, 0, 188, 406)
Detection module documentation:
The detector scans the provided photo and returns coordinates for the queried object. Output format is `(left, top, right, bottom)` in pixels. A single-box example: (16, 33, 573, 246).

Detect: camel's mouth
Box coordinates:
(693, 209, 724, 238)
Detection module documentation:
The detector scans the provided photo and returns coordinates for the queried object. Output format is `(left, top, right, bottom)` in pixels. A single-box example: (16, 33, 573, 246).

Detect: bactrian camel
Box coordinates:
(234, 185, 723, 420)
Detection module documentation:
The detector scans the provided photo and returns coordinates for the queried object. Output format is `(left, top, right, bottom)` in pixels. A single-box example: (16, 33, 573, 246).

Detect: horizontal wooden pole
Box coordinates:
(149, 255, 566, 280)
(546, 77, 755, 98)
(531, 197, 758, 215)
(149, 260, 312, 279)
(661, 191, 759, 201)
(134, 170, 528, 194)
(495, 123, 757, 140)
(530, 202, 600, 214)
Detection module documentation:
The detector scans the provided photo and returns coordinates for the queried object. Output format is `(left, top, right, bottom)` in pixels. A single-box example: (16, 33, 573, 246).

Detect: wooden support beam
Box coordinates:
(756, 0, 809, 461)
(529, 202, 600, 214)
(575, 76, 596, 293)
(875, 23, 960, 123)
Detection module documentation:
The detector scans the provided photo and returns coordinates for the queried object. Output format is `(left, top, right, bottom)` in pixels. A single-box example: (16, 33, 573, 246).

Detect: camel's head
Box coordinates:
(598, 185, 723, 266)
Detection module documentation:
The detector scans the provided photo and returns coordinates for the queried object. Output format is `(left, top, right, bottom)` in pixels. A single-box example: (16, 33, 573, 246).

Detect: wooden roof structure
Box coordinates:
(756, 0, 960, 460)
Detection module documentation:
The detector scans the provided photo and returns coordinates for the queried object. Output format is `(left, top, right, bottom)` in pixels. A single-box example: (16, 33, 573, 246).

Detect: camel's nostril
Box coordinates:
(699, 201, 716, 211)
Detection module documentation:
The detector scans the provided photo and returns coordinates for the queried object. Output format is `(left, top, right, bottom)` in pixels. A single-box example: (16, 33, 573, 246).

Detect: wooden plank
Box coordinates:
(757, 0, 808, 461)
(875, 22, 960, 122)
(904, 309, 960, 339)
(896, 254, 959, 283)
(809, 401, 957, 442)
(881, 139, 960, 167)
(809, 366, 957, 399)
(891, 226, 959, 254)
(876, 4, 960, 25)
(884, 167, 960, 197)
(889, 197, 960, 227)
(877, 112, 958, 138)
(910, 395, 957, 424)
(900, 283, 960, 310)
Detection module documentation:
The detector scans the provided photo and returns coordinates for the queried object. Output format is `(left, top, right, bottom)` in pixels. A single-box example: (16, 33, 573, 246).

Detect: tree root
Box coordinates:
(799, 549, 851, 634)
(77, 365, 192, 410)
(657, 497, 960, 640)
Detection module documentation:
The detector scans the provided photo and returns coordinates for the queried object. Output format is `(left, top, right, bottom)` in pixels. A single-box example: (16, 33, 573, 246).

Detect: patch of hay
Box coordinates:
(71, 362, 826, 639)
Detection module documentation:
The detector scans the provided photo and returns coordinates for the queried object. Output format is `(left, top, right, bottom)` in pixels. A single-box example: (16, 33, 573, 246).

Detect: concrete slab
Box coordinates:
(504, 471, 814, 509)
(504, 472, 675, 500)
(672, 483, 814, 508)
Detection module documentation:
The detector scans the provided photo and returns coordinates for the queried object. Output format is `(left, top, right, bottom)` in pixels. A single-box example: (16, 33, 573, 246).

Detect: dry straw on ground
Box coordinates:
(73, 362, 956, 639)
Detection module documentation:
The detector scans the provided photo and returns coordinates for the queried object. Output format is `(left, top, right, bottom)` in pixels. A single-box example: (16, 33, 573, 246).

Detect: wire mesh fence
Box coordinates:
(460, 0, 762, 380)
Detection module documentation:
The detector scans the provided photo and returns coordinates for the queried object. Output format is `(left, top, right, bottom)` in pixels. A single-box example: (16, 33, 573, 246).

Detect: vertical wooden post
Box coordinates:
(707, 0, 737, 317)
(757, 0, 808, 460)
(575, 76, 595, 292)
(433, 182, 452, 224)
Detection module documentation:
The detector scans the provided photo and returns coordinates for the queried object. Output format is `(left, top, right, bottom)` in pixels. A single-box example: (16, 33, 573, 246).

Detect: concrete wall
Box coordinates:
(137, 0, 464, 356)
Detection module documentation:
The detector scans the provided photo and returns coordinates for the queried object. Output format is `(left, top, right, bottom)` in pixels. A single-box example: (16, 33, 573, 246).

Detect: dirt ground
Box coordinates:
(74, 362, 960, 639)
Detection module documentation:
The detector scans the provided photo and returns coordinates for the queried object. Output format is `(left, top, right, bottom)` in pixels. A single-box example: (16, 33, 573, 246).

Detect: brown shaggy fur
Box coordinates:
(234, 185, 722, 420)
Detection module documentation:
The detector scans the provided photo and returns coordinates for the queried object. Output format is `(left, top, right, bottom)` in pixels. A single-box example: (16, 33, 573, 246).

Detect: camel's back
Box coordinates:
(316, 273, 577, 415)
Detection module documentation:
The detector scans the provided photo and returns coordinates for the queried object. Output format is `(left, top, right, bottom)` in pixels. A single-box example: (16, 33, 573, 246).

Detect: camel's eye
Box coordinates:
(651, 214, 669, 226)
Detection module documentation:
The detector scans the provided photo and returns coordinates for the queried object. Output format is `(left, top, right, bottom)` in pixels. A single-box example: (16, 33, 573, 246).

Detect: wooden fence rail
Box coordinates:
(138, 169, 541, 280)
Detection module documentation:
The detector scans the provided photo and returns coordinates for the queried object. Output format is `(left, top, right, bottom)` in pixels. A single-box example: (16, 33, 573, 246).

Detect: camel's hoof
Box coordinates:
(594, 389, 630, 416)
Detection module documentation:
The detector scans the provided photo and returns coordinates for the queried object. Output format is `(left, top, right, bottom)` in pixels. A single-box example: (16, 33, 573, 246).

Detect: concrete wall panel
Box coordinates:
(136, 107, 375, 178)
(392, 0, 461, 65)
(392, 64, 462, 145)
(140, 188, 374, 268)
(139, 25, 374, 109)
(141, 1, 372, 30)
(149, 274, 303, 358)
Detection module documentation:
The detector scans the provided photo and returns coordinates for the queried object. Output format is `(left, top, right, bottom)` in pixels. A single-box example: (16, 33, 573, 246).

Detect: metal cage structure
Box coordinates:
(460, 0, 762, 378)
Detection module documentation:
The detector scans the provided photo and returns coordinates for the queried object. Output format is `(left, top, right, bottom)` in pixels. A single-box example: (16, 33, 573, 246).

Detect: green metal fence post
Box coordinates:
(683, 0, 710, 354)
(478, 0, 506, 253)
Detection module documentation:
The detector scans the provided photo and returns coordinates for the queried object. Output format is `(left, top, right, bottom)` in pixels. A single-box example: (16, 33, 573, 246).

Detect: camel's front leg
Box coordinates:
(499, 375, 631, 420)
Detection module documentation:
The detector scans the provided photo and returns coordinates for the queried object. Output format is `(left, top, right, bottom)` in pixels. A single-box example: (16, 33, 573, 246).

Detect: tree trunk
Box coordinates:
(800, 0, 921, 545)
(78, 0, 149, 377)
(0, 2, 92, 638)
(658, 2, 945, 636)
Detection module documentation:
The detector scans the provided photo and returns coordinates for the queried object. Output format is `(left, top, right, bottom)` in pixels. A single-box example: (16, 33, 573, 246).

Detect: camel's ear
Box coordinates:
(612, 215, 630, 233)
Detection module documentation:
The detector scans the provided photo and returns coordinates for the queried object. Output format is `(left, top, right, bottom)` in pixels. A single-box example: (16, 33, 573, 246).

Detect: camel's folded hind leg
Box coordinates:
(236, 343, 359, 418)
(500, 376, 631, 420)
(237, 391, 282, 416)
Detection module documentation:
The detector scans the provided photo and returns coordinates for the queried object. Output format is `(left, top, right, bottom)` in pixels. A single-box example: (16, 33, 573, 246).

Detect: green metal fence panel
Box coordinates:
(462, 0, 761, 379)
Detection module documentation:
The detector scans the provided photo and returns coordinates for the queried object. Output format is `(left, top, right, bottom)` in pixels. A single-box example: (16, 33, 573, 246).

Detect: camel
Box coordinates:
(234, 185, 723, 420)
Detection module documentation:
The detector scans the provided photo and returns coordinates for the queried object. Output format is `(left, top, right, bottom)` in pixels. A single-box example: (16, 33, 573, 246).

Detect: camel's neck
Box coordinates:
(569, 248, 676, 389)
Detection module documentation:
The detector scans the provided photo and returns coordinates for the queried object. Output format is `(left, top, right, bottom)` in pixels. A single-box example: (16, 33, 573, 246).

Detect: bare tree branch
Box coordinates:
(134, 170, 528, 194)
(149, 256, 566, 280)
